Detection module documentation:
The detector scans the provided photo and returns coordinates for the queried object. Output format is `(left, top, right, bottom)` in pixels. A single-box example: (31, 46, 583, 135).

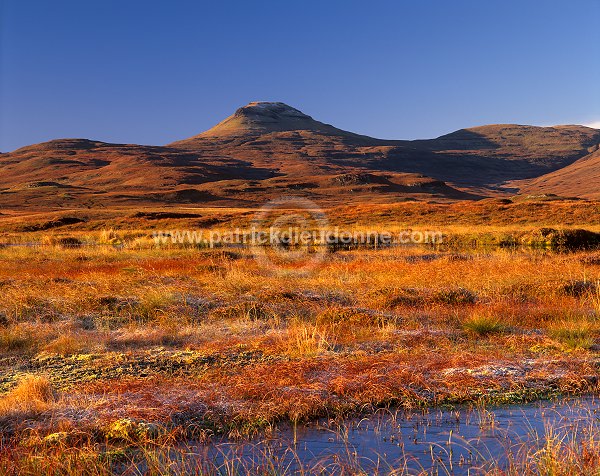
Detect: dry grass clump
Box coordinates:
(278, 305, 394, 356)
(499, 282, 542, 303)
(134, 290, 178, 322)
(94, 290, 180, 325)
(560, 280, 596, 297)
(315, 306, 384, 328)
(365, 287, 425, 309)
(210, 301, 276, 322)
(40, 235, 83, 248)
(0, 290, 61, 322)
(43, 333, 88, 355)
(580, 253, 600, 266)
(434, 287, 478, 305)
(97, 228, 123, 245)
(285, 319, 334, 357)
(0, 375, 56, 417)
(107, 325, 191, 349)
(0, 325, 38, 352)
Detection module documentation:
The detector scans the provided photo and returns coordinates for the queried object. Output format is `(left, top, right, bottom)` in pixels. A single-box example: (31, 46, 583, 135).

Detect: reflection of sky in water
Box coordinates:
(203, 397, 600, 475)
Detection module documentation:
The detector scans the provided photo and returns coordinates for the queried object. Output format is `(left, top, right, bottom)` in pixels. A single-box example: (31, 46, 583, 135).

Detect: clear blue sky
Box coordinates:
(1, 0, 599, 151)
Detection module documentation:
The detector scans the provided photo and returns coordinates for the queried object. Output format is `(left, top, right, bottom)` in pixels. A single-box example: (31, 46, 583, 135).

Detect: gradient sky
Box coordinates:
(1, 0, 599, 151)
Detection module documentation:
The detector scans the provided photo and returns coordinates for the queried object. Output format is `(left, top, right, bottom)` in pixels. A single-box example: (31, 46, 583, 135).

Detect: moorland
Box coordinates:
(1, 102, 599, 474)
(0, 199, 598, 474)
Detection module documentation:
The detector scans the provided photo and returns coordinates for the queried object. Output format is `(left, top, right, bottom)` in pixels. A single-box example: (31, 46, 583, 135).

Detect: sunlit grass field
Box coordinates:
(0, 201, 599, 474)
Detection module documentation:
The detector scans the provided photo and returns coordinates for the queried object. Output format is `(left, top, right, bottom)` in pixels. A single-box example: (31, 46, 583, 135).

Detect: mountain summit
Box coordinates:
(176, 101, 362, 140)
(1, 101, 598, 209)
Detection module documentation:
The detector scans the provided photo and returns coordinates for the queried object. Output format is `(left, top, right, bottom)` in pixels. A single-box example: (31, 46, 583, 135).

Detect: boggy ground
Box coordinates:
(0, 244, 599, 425)
(0, 224, 599, 474)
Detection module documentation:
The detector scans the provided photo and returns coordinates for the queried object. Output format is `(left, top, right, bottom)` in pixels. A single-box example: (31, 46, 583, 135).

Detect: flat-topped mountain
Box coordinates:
(1, 102, 598, 209)
(170, 103, 599, 190)
(176, 102, 366, 139)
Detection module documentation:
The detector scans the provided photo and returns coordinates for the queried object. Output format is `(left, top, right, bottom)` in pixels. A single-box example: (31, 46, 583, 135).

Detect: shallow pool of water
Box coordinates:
(198, 397, 600, 475)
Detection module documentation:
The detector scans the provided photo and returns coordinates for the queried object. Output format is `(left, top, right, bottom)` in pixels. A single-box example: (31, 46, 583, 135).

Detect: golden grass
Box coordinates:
(0, 375, 55, 417)
(0, 325, 37, 352)
(285, 319, 334, 357)
(43, 333, 88, 356)
(0, 215, 598, 472)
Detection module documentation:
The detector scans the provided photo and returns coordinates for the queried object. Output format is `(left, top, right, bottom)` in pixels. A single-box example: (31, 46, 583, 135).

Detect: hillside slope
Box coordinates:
(1, 102, 598, 209)
(517, 146, 600, 199)
(172, 103, 600, 190)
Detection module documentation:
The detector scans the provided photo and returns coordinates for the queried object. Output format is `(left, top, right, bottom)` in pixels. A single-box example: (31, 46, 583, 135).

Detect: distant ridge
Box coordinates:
(0, 101, 598, 208)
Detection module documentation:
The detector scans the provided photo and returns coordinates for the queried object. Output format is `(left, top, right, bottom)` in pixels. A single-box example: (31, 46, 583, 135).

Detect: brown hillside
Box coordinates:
(171, 103, 600, 190)
(1, 102, 598, 209)
(517, 146, 600, 199)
